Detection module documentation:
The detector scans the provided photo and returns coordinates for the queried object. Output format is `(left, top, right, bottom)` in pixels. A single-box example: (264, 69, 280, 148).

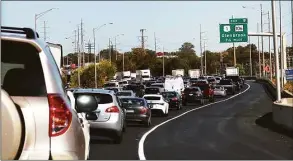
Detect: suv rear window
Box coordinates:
(184, 88, 199, 93)
(74, 93, 113, 104)
(144, 96, 161, 100)
(117, 92, 132, 96)
(145, 88, 160, 94)
(1, 40, 46, 96)
(151, 84, 164, 88)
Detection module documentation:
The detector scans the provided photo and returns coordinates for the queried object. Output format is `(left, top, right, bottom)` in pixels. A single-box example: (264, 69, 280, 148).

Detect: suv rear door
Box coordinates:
(1, 39, 50, 159)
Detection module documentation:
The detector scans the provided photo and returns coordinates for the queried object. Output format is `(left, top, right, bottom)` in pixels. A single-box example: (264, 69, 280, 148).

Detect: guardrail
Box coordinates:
(255, 78, 293, 101)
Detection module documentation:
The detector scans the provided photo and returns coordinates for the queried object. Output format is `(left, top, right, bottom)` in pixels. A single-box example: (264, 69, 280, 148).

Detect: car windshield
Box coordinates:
(144, 96, 161, 100)
(120, 98, 144, 107)
(219, 80, 232, 85)
(117, 92, 132, 96)
(142, 75, 150, 78)
(162, 92, 176, 98)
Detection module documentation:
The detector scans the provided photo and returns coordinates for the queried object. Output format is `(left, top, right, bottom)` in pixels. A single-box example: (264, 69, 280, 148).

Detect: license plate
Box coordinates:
(126, 110, 134, 113)
(189, 94, 193, 96)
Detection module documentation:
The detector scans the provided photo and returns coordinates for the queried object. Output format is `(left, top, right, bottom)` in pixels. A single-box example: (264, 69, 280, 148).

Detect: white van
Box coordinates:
(164, 76, 185, 95)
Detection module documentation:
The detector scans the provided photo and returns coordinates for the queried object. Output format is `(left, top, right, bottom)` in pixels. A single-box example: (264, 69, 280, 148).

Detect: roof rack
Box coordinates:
(1, 26, 39, 39)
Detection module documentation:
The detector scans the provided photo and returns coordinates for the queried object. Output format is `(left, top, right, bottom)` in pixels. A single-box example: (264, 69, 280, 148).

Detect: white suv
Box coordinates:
(1, 26, 88, 160)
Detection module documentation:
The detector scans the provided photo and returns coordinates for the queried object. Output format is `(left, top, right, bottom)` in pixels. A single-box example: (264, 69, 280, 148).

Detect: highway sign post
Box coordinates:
(285, 69, 293, 81)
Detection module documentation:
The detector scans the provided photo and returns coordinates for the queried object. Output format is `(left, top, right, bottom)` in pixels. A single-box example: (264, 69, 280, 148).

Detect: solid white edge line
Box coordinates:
(138, 83, 251, 160)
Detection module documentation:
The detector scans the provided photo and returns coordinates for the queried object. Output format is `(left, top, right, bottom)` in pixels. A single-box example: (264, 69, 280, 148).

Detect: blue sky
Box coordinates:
(2, 1, 292, 56)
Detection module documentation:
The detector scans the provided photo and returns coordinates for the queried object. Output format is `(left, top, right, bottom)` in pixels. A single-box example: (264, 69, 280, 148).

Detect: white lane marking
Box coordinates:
(138, 83, 251, 160)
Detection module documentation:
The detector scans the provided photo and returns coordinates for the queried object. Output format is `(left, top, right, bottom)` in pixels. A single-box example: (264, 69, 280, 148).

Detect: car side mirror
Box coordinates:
(75, 95, 98, 113)
(85, 113, 98, 120)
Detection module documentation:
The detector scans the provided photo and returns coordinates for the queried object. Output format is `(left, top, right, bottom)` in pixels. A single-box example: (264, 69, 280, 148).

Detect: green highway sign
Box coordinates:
(229, 18, 248, 24)
(219, 23, 248, 43)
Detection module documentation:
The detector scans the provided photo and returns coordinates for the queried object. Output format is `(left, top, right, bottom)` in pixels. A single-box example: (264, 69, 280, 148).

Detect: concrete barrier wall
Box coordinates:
(255, 78, 293, 101)
(256, 78, 293, 131)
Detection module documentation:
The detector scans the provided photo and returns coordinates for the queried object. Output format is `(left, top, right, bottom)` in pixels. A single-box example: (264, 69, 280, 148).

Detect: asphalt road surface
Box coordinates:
(89, 82, 293, 160)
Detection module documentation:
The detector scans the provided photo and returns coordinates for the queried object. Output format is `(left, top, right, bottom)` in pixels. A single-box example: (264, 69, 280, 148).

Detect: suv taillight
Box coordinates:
(105, 106, 120, 113)
(48, 94, 72, 137)
(140, 107, 148, 114)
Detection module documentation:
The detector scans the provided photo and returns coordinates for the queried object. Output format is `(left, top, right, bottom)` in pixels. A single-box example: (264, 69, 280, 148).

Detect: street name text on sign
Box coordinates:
(219, 18, 248, 43)
(219, 23, 248, 43)
(229, 18, 248, 24)
(285, 69, 293, 81)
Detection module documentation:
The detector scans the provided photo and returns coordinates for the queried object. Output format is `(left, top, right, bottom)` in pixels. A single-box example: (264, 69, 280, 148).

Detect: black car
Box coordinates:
(145, 81, 157, 87)
(120, 97, 151, 127)
(218, 79, 236, 95)
(225, 76, 243, 90)
(123, 84, 145, 97)
(144, 87, 162, 95)
(182, 87, 204, 105)
(162, 91, 182, 110)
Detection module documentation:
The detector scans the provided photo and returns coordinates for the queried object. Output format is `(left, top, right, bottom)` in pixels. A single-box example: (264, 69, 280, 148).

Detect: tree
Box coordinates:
(70, 60, 116, 88)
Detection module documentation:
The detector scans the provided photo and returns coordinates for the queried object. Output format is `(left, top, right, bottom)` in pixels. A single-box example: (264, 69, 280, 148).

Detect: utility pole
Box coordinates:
(85, 40, 94, 64)
(260, 4, 265, 77)
(204, 41, 207, 75)
(140, 29, 147, 54)
(42, 21, 48, 41)
(163, 47, 165, 77)
(257, 23, 262, 77)
(232, 15, 236, 67)
(81, 19, 85, 67)
(109, 38, 112, 62)
(279, 1, 284, 88)
(154, 32, 157, 54)
(115, 37, 117, 61)
(249, 36, 252, 77)
(268, 11, 273, 80)
(272, 0, 281, 102)
(200, 24, 203, 75)
(291, 0, 293, 47)
(77, 25, 81, 87)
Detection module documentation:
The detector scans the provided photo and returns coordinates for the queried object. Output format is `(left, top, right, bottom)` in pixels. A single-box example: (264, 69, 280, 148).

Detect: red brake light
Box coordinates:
(48, 94, 72, 137)
(171, 97, 178, 101)
(105, 106, 120, 113)
(140, 107, 148, 114)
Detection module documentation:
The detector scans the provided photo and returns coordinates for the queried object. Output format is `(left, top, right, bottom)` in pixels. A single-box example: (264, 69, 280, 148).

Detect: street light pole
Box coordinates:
(279, 0, 284, 88)
(163, 47, 165, 77)
(257, 23, 261, 77)
(260, 4, 266, 77)
(272, 0, 281, 102)
(34, 8, 57, 32)
(249, 36, 252, 77)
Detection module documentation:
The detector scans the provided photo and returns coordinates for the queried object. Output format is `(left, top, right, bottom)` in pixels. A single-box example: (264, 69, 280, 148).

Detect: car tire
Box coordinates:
(113, 132, 123, 144)
(183, 101, 187, 106)
(144, 117, 151, 127)
(122, 121, 126, 132)
(200, 99, 205, 105)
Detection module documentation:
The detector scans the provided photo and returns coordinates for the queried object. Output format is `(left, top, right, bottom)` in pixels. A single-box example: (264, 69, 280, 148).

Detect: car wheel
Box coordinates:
(200, 99, 205, 105)
(113, 132, 123, 144)
(183, 101, 187, 106)
(144, 117, 151, 127)
(122, 121, 126, 132)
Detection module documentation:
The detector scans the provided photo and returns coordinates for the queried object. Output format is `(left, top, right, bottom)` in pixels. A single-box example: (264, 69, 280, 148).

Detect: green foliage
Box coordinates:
(70, 60, 116, 88)
(65, 42, 264, 77)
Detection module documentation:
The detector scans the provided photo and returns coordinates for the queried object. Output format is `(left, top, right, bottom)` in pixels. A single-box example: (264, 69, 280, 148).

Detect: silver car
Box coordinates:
(1, 26, 87, 160)
(73, 89, 126, 144)
(116, 90, 136, 97)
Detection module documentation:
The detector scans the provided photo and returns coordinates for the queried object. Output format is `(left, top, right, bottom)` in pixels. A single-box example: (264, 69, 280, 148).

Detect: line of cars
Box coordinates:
(1, 26, 246, 160)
